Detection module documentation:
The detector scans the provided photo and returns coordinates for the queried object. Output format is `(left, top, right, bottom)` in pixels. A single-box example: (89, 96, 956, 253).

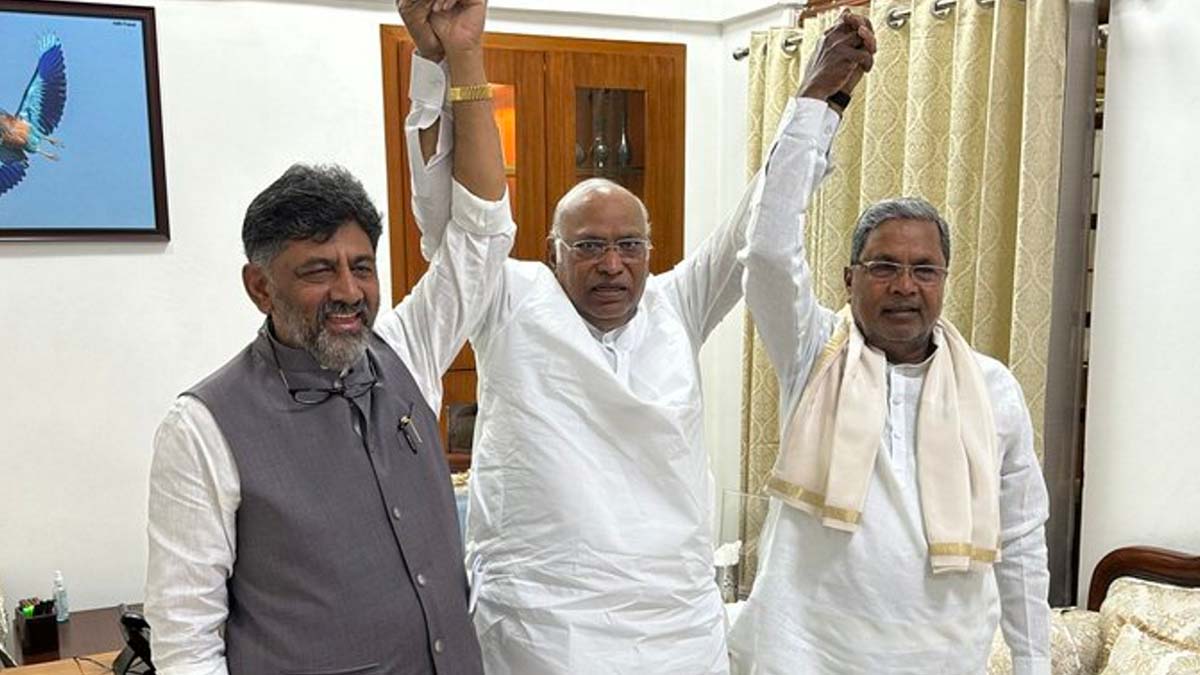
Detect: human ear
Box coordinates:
(243, 263, 273, 315)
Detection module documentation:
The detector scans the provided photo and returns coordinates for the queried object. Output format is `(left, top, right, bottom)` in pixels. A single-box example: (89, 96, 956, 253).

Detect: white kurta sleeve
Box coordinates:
(660, 99, 840, 349)
(405, 53, 454, 261)
(656, 171, 762, 347)
(739, 97, 841, 402)
(991, 373, 1052, 675)
(145, 397, 239, 675)
(374, 181, 515, 416)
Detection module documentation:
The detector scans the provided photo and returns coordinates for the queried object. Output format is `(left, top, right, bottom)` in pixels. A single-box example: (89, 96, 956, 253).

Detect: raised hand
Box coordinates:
(429, 0, 486, 56)
(798, 11, 876, 106)
(398, 0, 445, 62)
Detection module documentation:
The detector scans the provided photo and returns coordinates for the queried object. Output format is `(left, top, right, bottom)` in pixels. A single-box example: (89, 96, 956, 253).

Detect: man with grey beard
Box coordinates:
(143, 5, 511, 672)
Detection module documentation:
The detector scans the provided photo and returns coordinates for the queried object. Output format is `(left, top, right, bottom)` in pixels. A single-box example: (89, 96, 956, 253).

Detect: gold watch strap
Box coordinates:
(448, 84, 493, 103)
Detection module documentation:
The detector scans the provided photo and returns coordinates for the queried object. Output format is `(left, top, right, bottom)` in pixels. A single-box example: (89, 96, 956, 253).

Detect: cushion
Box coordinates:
(986, 608, 1103, 675)
(1100, 620, 1200, 674)
(1099, 577, 1200, 667)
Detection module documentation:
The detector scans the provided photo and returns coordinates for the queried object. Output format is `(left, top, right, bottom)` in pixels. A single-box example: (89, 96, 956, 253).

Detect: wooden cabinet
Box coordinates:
(380, 29, 686, 471)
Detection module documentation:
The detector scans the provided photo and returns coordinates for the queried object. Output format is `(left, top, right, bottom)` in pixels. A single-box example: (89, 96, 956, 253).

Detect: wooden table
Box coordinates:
(10, 606, 132, 666)
(6, 650, 119, 674)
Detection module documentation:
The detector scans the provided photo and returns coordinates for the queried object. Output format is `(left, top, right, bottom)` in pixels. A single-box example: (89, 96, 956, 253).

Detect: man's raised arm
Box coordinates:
(399, 0, 453, 259)
(379, 0, 512, 413)
(741, 12, 875, 402)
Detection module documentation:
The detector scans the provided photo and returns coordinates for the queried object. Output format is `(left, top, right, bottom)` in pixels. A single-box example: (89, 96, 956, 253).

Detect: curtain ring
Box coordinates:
(886, 7, 912, 29)
(976, 0, 996, 6)
(931, 0, 956, 19)
(781, 35, 802, 56)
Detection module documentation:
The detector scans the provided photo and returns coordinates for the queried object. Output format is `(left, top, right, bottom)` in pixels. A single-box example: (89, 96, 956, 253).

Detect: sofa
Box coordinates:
(987, 546, 1200, 674)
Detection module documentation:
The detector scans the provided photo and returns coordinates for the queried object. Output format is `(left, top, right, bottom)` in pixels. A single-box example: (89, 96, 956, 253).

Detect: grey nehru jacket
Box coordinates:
(185, 327, 482, 675)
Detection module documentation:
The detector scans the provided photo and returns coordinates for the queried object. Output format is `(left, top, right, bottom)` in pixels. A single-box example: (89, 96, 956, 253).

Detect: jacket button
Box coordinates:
(434, 638, 445, 654)
(392, 507, 402, 520)
(416, 573, 427, 587)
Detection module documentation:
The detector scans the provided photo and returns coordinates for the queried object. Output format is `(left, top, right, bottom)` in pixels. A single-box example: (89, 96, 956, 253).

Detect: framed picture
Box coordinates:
(0, 0, 168, 241)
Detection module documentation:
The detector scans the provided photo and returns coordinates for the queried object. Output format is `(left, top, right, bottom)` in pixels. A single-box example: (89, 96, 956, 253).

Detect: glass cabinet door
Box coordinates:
(574, 88, 646, 197)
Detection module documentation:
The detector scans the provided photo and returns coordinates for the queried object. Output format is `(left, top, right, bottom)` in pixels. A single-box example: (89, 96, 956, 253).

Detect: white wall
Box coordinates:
(703, 6, 783, 515)
(0, 0, 776, 609)
(1077, 0, 1200, 604)
(0, 0, 406, 612)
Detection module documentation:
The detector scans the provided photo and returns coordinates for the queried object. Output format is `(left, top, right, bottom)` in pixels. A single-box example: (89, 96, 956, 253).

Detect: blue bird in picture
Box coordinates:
(1, 34, 67, 197)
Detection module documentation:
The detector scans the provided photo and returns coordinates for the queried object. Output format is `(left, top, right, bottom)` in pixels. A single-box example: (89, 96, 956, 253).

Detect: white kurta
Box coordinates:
(405, 56, 838, 674)
(727, 95, 1052, 675)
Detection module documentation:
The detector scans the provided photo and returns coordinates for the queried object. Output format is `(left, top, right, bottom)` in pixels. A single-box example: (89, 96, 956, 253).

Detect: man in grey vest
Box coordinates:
(144, 3, 511, 672)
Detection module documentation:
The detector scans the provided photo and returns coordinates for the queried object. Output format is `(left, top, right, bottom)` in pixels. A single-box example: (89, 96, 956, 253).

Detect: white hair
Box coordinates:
(550, 178, 651, 240)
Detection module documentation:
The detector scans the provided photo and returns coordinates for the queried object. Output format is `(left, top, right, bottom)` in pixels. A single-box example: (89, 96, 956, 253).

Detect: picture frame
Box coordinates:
(0, 0, 168, 241)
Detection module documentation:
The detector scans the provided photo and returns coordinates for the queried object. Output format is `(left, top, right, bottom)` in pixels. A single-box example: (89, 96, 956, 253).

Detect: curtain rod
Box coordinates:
(732, 0, 1010, 61)
(799, 0, 870, 20)
(732, 0, 866, 61)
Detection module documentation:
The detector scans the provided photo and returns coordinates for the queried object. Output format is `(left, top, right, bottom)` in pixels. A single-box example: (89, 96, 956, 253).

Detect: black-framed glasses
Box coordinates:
(266, 337, 378, 405)
(854, 260, 949, 285)
(554, 236, 652, 261)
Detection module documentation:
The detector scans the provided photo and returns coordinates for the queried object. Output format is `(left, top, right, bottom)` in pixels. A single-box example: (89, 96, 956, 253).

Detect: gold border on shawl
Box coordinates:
(820, 504, 862, 525)
(766, 475, 826, 509)
(765, 475, 863, 526)
(929, 542, 998, 563)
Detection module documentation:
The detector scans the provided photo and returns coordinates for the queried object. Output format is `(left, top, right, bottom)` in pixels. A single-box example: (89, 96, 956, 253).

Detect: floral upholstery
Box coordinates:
(987, 608, 1103, 675)
(1100, 621, 1200, 674)
(988, 576, 1200, 675)
(1098, 577, 1200, 668)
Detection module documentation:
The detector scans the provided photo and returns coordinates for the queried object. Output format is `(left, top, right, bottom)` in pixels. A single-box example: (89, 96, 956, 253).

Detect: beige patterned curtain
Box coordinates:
(739, 0, 1067, 592)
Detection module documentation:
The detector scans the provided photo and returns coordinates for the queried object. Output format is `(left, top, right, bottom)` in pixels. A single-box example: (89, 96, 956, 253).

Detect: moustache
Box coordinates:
(317, 299, 371, 325)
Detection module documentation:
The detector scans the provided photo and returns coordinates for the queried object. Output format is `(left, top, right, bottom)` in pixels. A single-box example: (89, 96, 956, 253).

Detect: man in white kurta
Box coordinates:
(726, 22, 1052, 675)
(401, 28, 854, 674)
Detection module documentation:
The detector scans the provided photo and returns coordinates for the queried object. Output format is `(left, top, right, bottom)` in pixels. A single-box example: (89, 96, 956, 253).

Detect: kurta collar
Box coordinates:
(886, 330, 941, 377)
(583, 300, 648, 351)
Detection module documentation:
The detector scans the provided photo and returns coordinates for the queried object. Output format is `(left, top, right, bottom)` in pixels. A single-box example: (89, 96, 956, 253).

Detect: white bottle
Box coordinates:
(53, 571, 69, 623)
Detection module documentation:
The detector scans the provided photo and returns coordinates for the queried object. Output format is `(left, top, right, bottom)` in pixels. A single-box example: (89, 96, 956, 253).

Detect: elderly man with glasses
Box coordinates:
(397, 5, 877, 674)
(727, 39, 1052, 675)
(143, 2, 509, 673)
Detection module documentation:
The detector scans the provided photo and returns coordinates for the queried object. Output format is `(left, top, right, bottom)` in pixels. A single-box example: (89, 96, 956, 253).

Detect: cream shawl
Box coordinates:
(765, 307, 1001, 573)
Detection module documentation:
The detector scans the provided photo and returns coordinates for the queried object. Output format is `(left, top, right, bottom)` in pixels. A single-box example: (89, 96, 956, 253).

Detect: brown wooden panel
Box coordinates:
(380, 25, 411, 311)
(646, 51, 687, 274)
(440, 369, 478, 469)
(1087, 546, 1200, 611)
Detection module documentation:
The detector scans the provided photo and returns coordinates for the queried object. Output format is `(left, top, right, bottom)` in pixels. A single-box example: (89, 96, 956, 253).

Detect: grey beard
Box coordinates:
(273, 298, 374, 372)
(311, 323, 371, 372)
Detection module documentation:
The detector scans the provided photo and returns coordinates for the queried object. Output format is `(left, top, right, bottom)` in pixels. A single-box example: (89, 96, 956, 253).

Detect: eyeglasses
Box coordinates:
(555, 236, 652, 261)
(854, 260, 949, 285)
(266, 336, 378, 405)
